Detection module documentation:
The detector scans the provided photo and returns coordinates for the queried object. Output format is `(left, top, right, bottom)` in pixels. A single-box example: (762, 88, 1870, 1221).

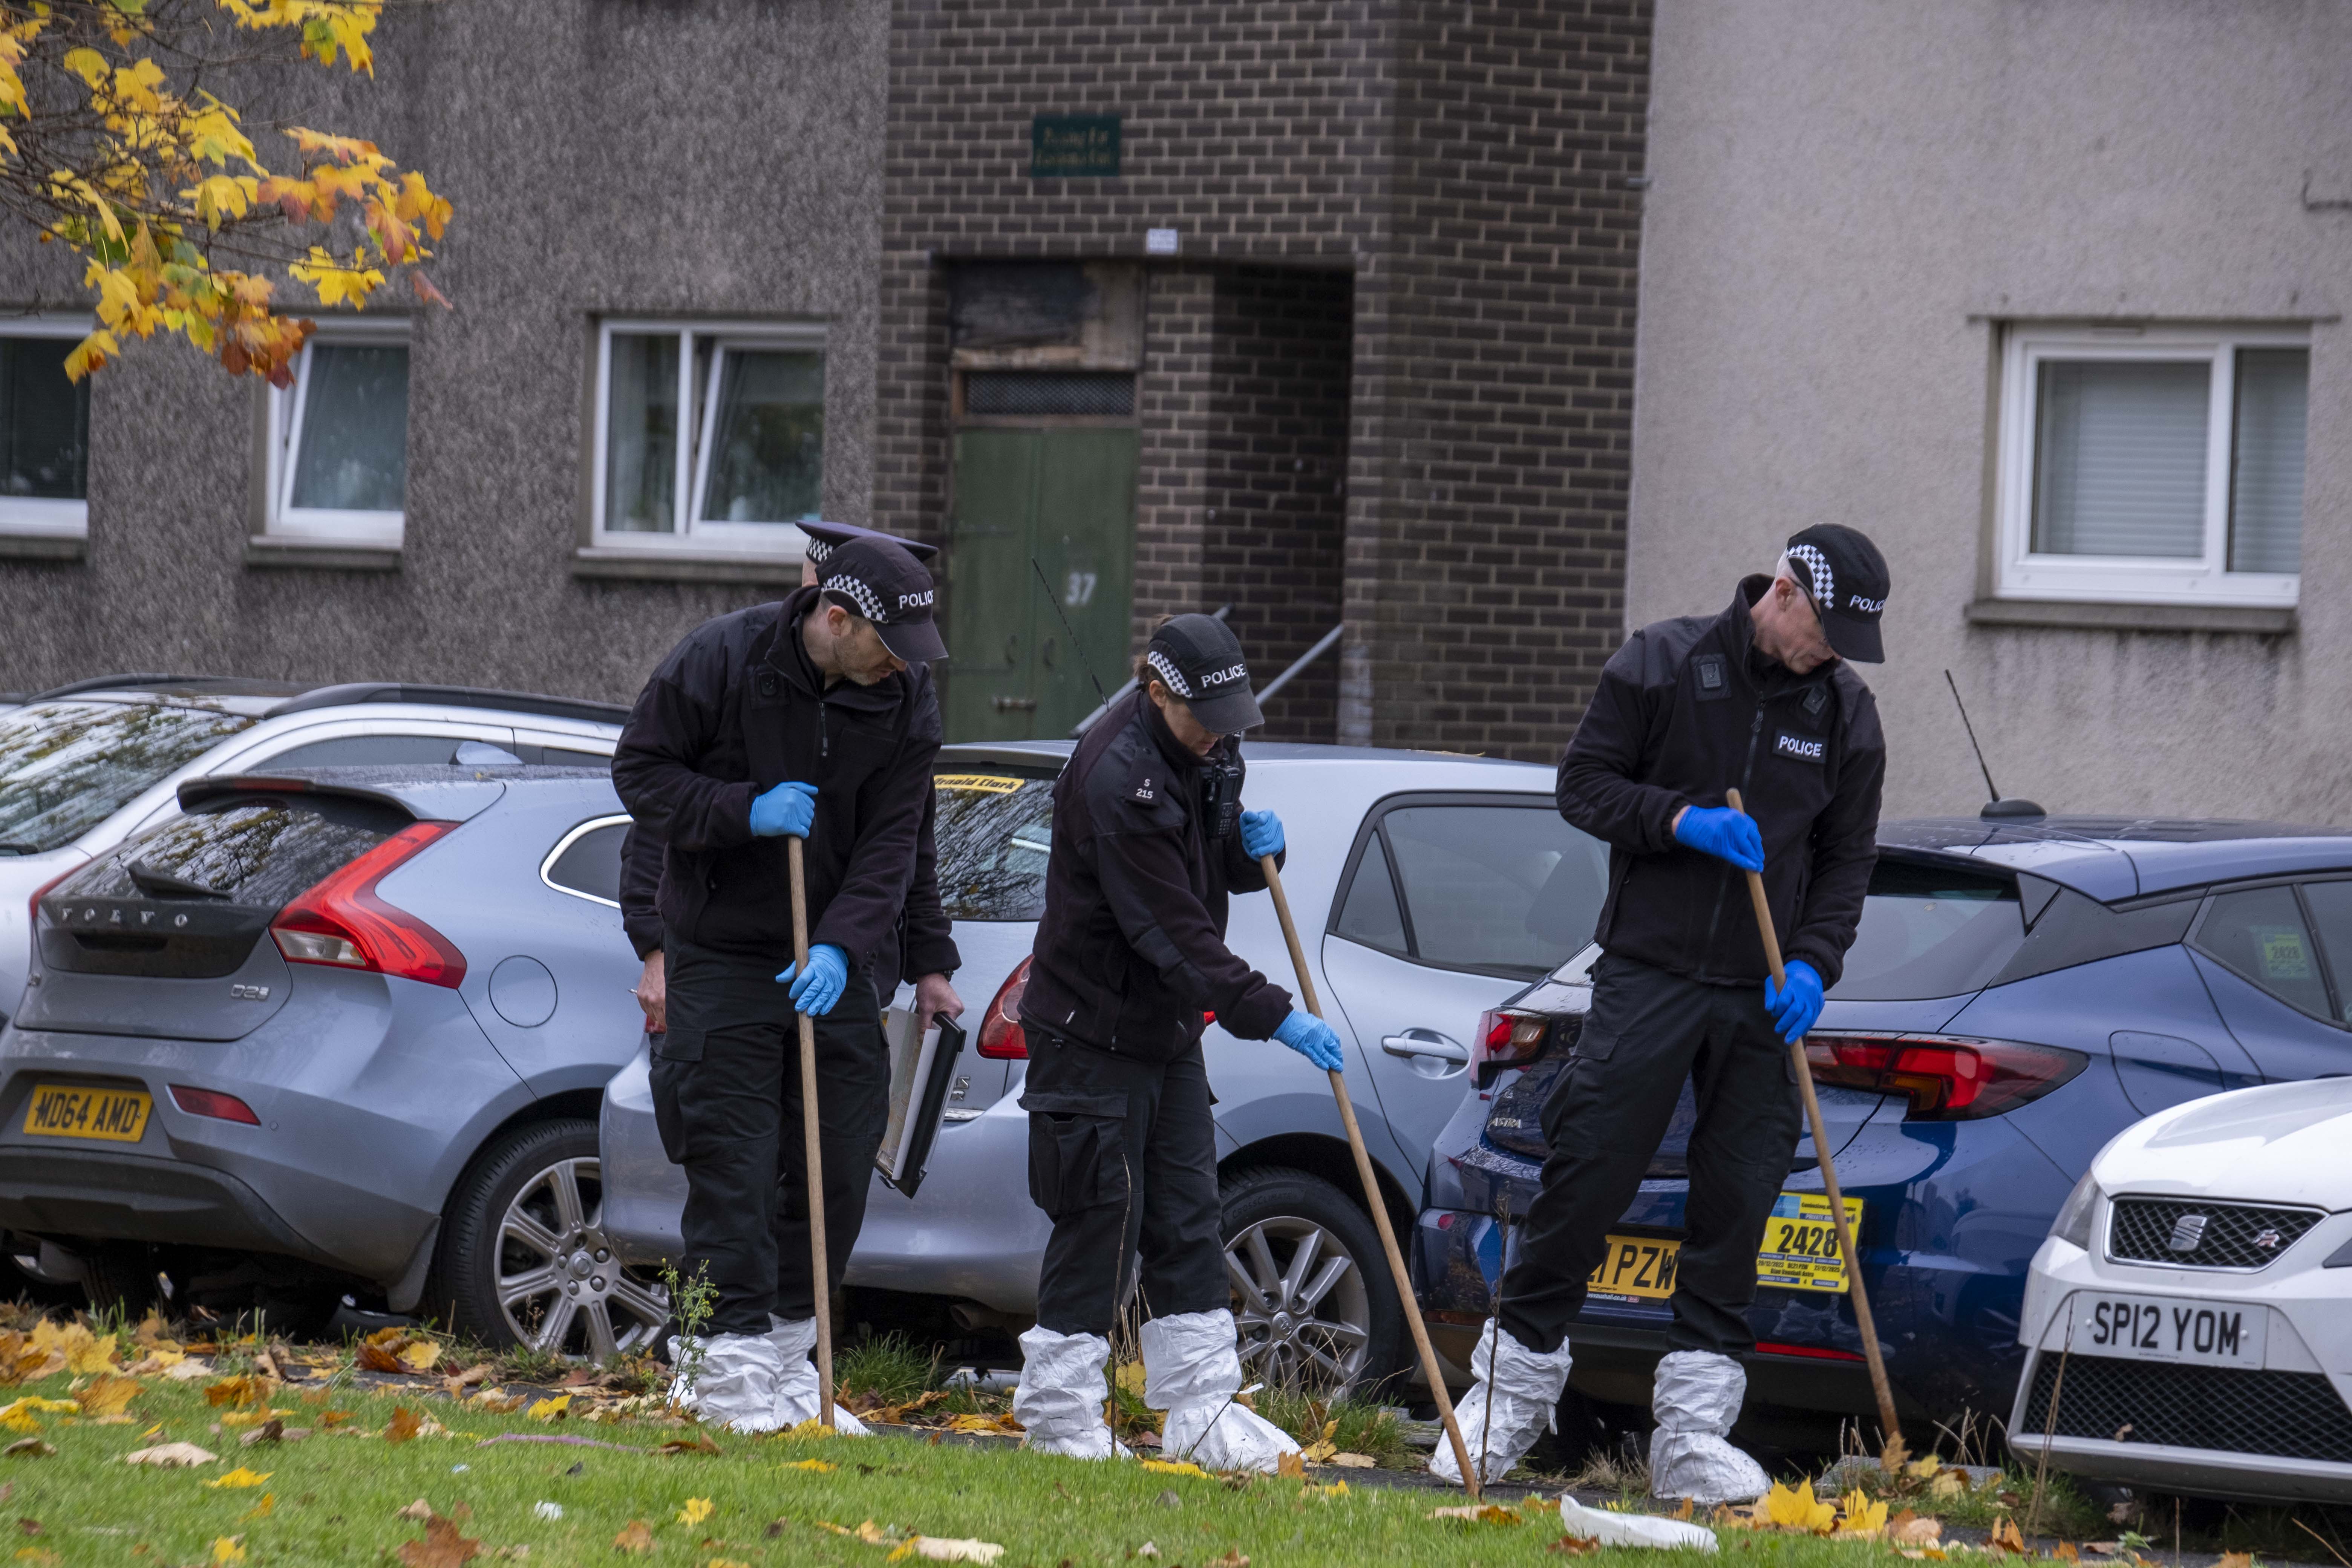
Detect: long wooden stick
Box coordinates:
(787, 836, 835, 1430)
(1723, 789, 1902, 1452)
(1260, 854, 1482, 1498)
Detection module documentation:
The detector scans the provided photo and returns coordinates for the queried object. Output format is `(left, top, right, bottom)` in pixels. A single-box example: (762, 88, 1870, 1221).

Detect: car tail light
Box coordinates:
(271, 821, 467, 988)
(28, 863, 76, 931)
(1804, 1033, 2087, 1121)
(170, 1085, 260, 1125)
(1473, 1008, 1549, 1087)
(976, 956, 1032, 1059)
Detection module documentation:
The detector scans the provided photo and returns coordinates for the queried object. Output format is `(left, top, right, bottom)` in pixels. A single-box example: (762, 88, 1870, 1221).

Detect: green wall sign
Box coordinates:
(1031, 114, 1121, 178)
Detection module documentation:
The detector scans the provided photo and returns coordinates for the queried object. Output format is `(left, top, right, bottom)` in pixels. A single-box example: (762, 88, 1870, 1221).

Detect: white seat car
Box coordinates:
(2012, 1076, 2352, 1503)
(0, 676, 625, 1028)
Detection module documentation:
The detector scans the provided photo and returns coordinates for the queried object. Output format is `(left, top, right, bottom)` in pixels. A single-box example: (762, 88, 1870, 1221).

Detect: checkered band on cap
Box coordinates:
(822, 573, 885, 621)
(1145, 649, 1193, 698)
(1786, 543, 1833, 608)
(804, 535, 834, 564)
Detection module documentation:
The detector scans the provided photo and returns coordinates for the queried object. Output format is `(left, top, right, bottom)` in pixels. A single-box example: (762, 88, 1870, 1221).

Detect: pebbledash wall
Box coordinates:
(1628, 0, 2352, 819)
(0, 2, 891, 701)
(0, 0, 1649, 760)
(871, 0, 1651, 753)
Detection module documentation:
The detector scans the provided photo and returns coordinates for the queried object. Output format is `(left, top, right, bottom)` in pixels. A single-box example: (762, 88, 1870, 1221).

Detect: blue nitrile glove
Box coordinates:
(1273, 1009, 1346, 1072)
(776, 943, 850, 1016)
(1672, 805, 1764, 871)
(749, 780, 819, 839)
(1764, 960, 1825, 1043)
(1240, 809, 1285, 860)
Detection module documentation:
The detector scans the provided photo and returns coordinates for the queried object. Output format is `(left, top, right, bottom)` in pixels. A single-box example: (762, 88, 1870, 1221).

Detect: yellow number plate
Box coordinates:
(1582, 1193, 1866, 1302)
(21, 1084, 152, 1143)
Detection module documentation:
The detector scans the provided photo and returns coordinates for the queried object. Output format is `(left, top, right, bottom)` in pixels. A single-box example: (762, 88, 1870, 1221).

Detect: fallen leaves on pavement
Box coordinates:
(943, 1413, 1022, 1435)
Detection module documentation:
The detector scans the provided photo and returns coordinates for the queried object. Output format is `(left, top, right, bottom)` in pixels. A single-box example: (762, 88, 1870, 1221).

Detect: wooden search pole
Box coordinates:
(1723, 789, 1903, 1453)
(1260, 853, 1483, 1497)
(787, 836, 836, 1429)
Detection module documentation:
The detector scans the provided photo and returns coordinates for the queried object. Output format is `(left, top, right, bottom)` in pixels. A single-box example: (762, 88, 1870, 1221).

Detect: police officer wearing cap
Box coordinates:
(612, 534, 951, 1435)
(1008, 614, 1341, 1470)
(621, 520, 962, 1041)
(1434, 525, 1891, 1499)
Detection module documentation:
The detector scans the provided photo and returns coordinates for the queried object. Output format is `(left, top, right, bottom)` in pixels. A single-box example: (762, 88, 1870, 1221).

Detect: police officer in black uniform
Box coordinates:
(622, 521, 961, 1039)
(612, 535, 948, 1434)
(1007, 614, 1341, 1469)
(1435, 525, 1891, 1499)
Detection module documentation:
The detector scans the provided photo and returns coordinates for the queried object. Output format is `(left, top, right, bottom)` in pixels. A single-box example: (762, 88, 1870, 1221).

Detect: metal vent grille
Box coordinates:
(2021, 1353, 2352, 1463)
(2107, 1197, 2323, 1269)
(964, 371, 1135, 418)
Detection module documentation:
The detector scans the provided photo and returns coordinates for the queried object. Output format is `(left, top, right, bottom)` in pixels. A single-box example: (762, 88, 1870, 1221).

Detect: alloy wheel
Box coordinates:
(494, 1155, 669, 1359)
(1225, 1214, 1372, 1389)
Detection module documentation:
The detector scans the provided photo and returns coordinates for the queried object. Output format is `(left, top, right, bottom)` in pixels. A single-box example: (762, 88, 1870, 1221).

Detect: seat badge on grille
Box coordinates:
(2251, 1228, 2283, 1250)
(229, 984, 270, 1002)
(2167, 1213, 2209, 1252)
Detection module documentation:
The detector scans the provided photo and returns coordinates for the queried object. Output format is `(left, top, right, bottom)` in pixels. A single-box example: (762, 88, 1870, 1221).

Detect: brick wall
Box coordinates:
(877, 0, 1650, 759)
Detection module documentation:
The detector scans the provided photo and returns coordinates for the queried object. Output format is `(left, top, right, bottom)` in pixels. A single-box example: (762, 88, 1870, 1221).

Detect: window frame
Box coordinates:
(0, 312, 96, 538)
(2189, 877, 2346, 1029)
(1325, 790, 1589, 981)
(541, 813, 632, 910)
(263, 316, 412, 549)
(589, 318, 828, 557)
(1993, 323, 2310, 609)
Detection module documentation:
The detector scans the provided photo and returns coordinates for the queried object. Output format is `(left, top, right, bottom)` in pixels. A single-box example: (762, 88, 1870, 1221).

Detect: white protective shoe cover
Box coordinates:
(667, 1331, 786, 1433)
(1012, 1326, 1130, 1460)
(1144, 1311, 1301, 1473)
(1648, 1349, 1771, 1505)
(1558, 1496, 1720, 1552)
(766, 1316, 870, 1435)
(1427, 1323, 1575, 1485)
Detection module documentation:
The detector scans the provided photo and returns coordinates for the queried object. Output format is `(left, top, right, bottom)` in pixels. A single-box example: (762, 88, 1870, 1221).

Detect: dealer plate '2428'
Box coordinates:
(21, 1084, 152, 1142)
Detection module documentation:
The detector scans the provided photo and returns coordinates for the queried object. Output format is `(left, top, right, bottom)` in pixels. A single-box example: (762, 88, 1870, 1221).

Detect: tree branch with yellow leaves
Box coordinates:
(0, 0, 452, 384)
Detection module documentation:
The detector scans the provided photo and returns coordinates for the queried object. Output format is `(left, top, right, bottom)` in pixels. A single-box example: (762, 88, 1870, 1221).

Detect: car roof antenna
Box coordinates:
(1030, 556, 1111, 713)
(1946, 669, 2044, 821)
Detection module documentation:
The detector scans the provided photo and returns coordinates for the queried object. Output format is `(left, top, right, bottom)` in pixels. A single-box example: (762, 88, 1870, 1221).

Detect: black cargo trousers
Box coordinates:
(1024, 1025, 1228, 1337)
(1496, 951, 1804, 1358)
(650, 936, 890, 1338)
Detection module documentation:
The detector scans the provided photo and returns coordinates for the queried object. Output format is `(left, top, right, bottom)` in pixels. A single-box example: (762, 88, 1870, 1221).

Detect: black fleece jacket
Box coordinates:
(1021, 691, 1291, 1059)
(1557, 577, 1885, 989)
(611, 588, 943, 979)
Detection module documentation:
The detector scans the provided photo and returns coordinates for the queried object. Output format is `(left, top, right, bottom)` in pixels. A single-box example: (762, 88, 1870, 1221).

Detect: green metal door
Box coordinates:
(945, 427, 1136, 741)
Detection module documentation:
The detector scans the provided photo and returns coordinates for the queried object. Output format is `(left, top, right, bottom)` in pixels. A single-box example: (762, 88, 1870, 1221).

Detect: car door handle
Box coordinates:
(1381, 1029, 1469, 1064)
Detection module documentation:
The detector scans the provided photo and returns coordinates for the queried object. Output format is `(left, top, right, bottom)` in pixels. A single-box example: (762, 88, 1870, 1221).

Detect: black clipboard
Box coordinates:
(875, 1015, 966, 1198)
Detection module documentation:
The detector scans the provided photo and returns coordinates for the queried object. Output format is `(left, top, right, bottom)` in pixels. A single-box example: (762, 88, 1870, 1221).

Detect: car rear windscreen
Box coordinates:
(1830, 860, 2026, 1000)
(40, 795, 404, 977)
(934, 769, 1057, 921)
(0, 701, 257, 854)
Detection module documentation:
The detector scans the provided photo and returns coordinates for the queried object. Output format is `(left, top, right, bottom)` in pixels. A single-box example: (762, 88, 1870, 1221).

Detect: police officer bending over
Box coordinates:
(1010, 614, 1344, 1469)
(1435, 525, 1890, 1500)
(612, 536, 948, 1434)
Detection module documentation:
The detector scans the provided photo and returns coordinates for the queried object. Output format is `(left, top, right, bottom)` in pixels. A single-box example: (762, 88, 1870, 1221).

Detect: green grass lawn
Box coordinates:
(0, 1351, 1994, 1568)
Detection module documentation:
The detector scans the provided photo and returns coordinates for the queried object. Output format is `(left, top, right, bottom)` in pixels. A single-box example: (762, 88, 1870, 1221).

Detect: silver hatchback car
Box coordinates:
(602, 741, 1609, 1389)
(0, 765, 661, 1355)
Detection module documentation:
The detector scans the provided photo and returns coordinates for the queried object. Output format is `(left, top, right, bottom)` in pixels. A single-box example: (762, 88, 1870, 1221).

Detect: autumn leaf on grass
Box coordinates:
(1429, 1505, 1521, 1525)
(1550, 1537, 1601, 1557)
(1140, 1459, 1207, 1479)
(124, 1442, 216, 1467)
(212, 1538, 245, 1565)
(1277, 1452, 1306, 1479)
(613, 1520, 656, 1554)
(398, 1511, 482, 1568)
(1930, 1471, 1968, 1501)
(240, 1494, 274, 1522)
(356, 1342, 406, 1374)
(1764, 1478, 1838, 1534)
(206, 1378, 264, 1409)
(784, 1459, 837, 1473)
(1889, 1511, 1943, 1546)
(399, 1340, 441, 1374)
(1989, 1516, 2028, 1556)
(3, 1439, 54, 1458)
(66, 1331, 119, 1375)
(890, 1539, 1006, 1563)
(677, 1498, 714, 1528)
(1837, 1489, 1890, 1537)
(203, 1467, 272, 1489)
(526, 1395, 570, 1422)
(659, 1434, 723, 1457)
(384, 1407, 424, 1444)
(317, 1409, 354, 1428)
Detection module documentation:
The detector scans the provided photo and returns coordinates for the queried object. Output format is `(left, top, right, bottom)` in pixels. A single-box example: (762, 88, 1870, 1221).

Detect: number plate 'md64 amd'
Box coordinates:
(21, 1084, 152, 1142)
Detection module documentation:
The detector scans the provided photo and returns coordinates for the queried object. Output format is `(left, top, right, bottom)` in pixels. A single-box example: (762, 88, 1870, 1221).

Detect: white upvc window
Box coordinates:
(590, 319, 826, 555)
(1994, 324, 2309, 608)
(0, 314, 94, 537)
(263, 317, 410, 548)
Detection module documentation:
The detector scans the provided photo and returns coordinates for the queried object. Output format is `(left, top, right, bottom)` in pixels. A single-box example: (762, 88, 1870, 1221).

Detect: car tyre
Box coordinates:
(1220, 1165, 1407, 1396)
(429, 1119, 670, 1361)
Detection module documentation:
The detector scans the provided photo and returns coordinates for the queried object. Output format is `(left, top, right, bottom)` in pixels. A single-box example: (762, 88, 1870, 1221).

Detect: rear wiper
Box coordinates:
(0, 844, 40, 856)
(127, 862, 232, 899)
